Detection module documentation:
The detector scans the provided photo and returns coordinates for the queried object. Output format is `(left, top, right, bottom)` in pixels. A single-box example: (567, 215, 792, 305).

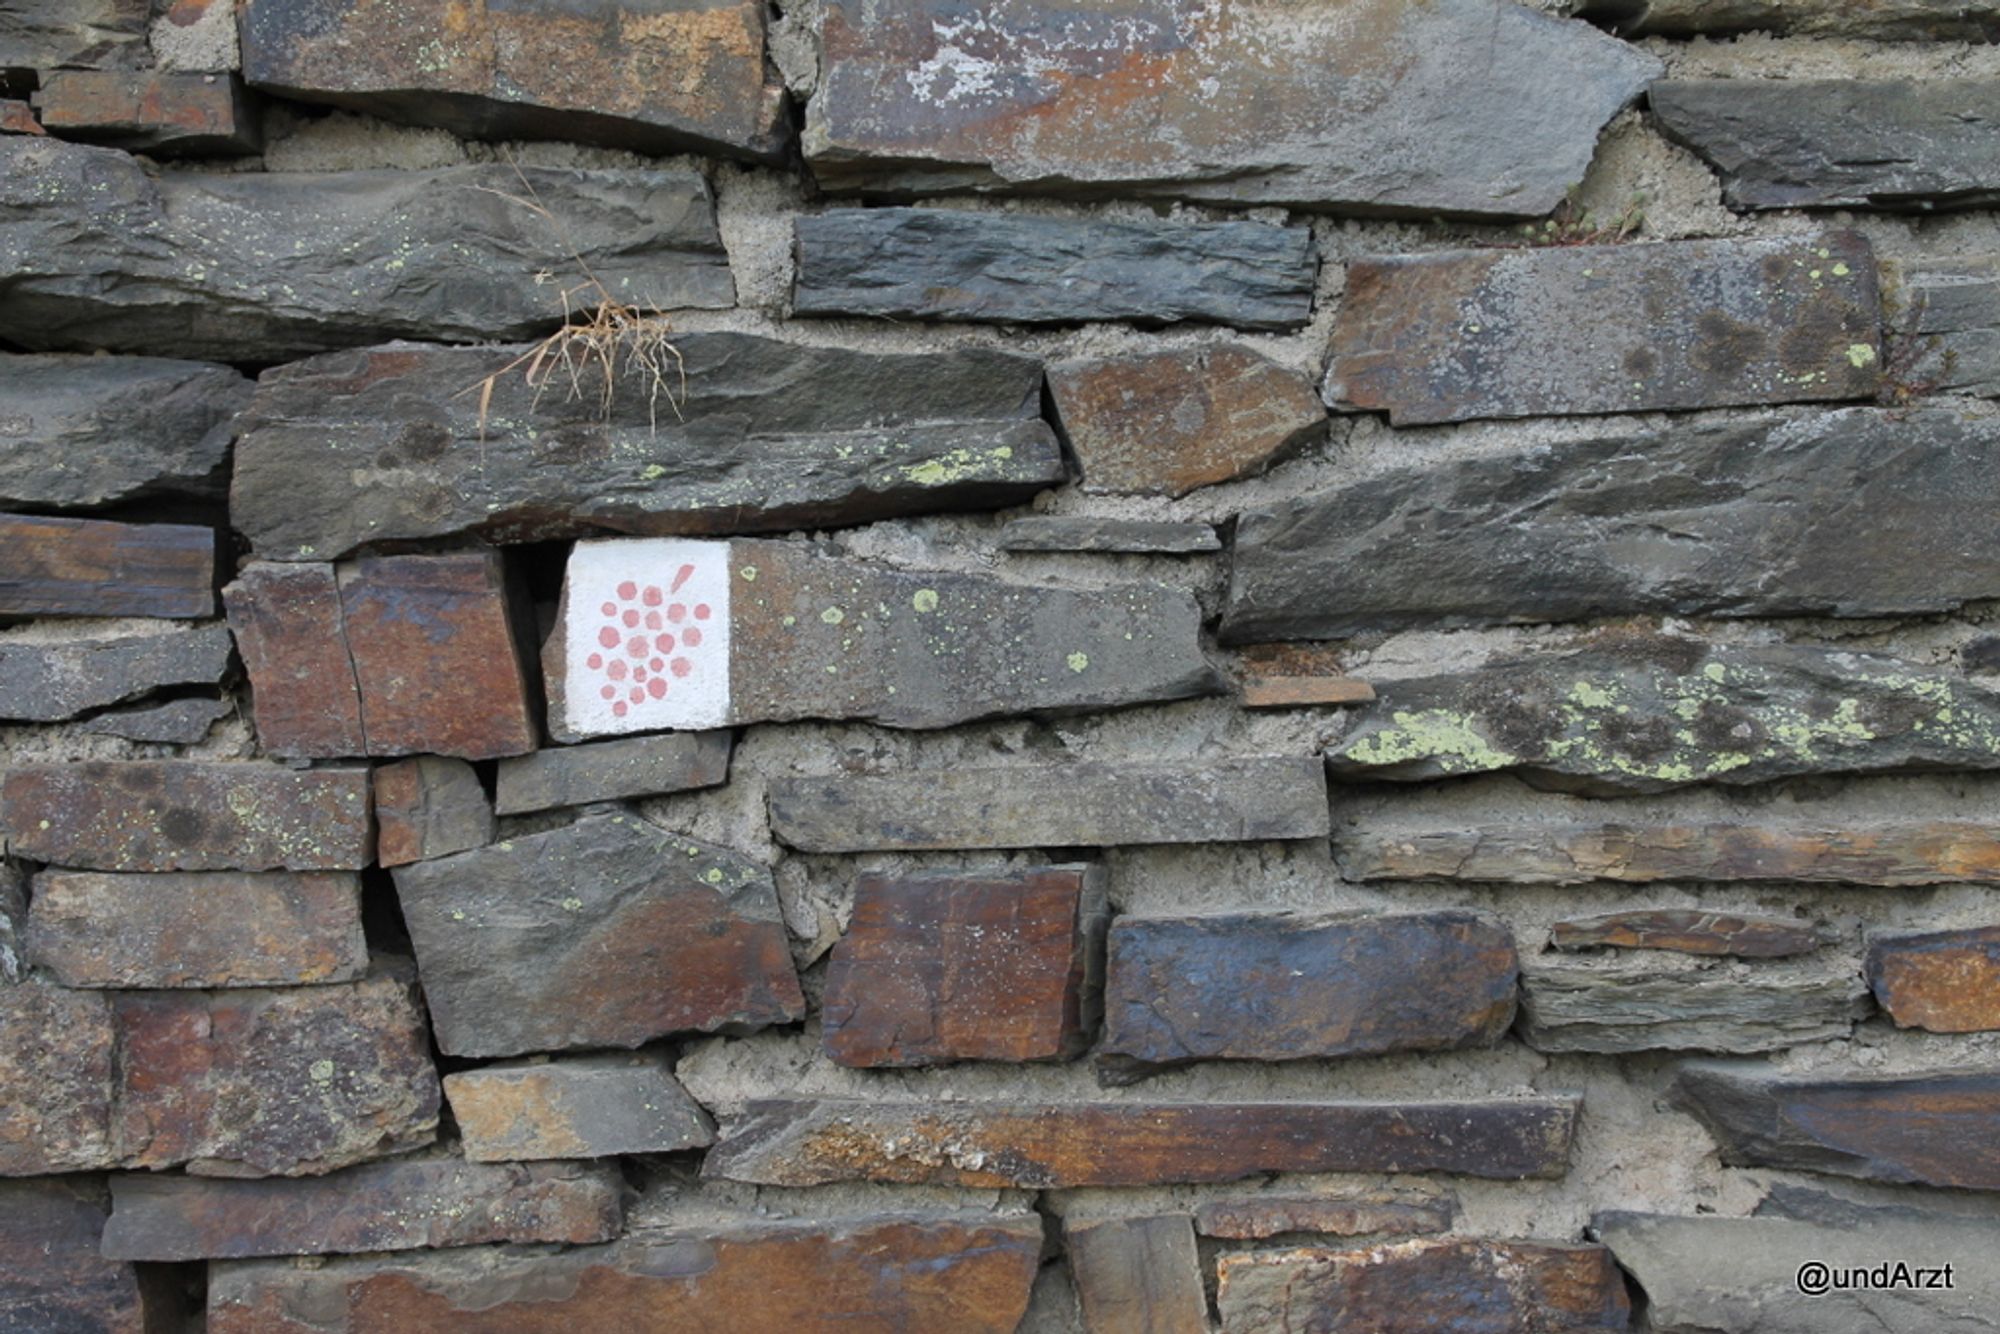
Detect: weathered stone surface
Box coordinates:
(81, 696, 233, 744)
(0, 354, 247, 510)
(0, 0, 147, 70)
(392, 811, 803, 1057)
(1000, 518, 1221, 554)
(1552, 910, 1829, 958)
(545, 537, 1217, 739)
(0, 859, 21, 984)
(0, 1178, 169, 1334)
(372, 757, 494, 869)
(1048, 345, 1325, 497)
(1066, 1216, 1207, 1334)
(1231, 406, 2000, 639)
(101, 1156, 623, 1260)
(1869, 927, 2000, 1032)
(26, 870, 367, 988)
(0, 512, 215, 618)
(1324, 233, 1880, 427)
(1580, 0, 2000, 40)
(792, 208, 1316, 331)
(1240, 674, 1376, 708)
(241, 0, 787, 161)
(1099, 911, 1518, 1082)
(223, 562, 365, 758)
(0, 139, 731, 361)
(1520, 959, 1868, 1053)
(1674, 1063, 2000, 1190)
(0, 977, 115, 1174)
(704, 1097, 1579, 1187)
(496, 731, 732, 816)
(208, 1213, 1043, 1334)
(0, 98, 39, 134)
(1326, 636, 2000, 795)
(1195, 1190, 1456, 1241)
(1217, 1238, 1631, 1333)
(1653, 80, 2000, 213)
(769, 757, 1330, 852)
(2, 761, 373, 871)
(34, 69, 259, 154)
(0, 623, 232, 723)
(806, 0, 1657, 216)
(822, 865, 1107, 1068)
(1885, 256, 2000, 399)
(444, 1053, 714, 1162)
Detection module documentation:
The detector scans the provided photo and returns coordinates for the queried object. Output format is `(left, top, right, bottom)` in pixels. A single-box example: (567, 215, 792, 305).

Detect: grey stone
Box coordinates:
(0, 0, 147, 70)
(81, 697, 232, 745)
(792, 208, 1316, 331)
(1065, 1216, 1207, 1334)
(1885, 257, 2000, 399)
(0, 355, 248, 511)
(1224, 406, 2000, 641)
(1652, 80, 2000, 213)
(768, 757, 1331, 852)
(443, 1053, 715, 1162)
(805, 0, 1658, 218)
(1327, 635, 2000, 795)
(1519, 959, 1869, 1053)
(0, 624, 234, 724)
(1579, 0, 2000, 40)
(495, 731, 734, 816)
(1000, 518, 1221, 555)
(230, 336, 1061, 561)
(0, 859, 20, 985)
(0, 138, 731, 361)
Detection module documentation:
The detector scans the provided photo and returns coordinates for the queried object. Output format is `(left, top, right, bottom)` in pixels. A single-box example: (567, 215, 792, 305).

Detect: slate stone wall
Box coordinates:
(5, 2, 2000, 1330)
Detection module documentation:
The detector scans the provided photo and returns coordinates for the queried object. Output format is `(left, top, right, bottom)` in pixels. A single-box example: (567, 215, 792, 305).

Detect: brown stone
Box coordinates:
(1217, 1238, 1631, 1332)
(1519, 958, 1868, 1054)
(33, 69, 259, 155)
(26, 870, 366, 988)
(821, 865, 1107, 1068)
(1552, 910, 1829, 958)
(494, 731, 733, 816)
(208, 1212, 1043, 1333)
(1, 761, 373, 872)
(372, 757, 494, 869)
(0, 977, 115, 1174)
(704, 1097, 1579, 1188)
(223, 561, 365, 758)
(444, 1053, 714, 1162)
(0, 99, 42, 134)
(100, 1156, 623, 1260)
(1194, 1190, 1456, 1241)
(1065, 1216, 1207, 1334)
(0, 1177, 175, 1334)
(1048, 345, 1325, 497)
(0, 512, 214, 618)
(1868, 927, 2000, 1032)
(1240, 674, 1376, 708)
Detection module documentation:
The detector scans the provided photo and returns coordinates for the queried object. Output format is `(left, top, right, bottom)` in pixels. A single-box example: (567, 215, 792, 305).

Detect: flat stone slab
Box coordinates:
(372, 757, 493, 869)
(1324, 233, 1881, 426)
(495, 731, 733, 816)
(544, 537, 1217, 739)
(444, 1053, 714, 1162)
(1098, 910, 1517, 1082)
(1653, 80, 2000, 212)
(100, 1157, 622, 1260)
(1066, 1216, 1207, 1334)
(1228, 405, 2000, 639)
(34, 69, 260, 155)
(81, 697, 233, 745)
(0, 1178, 171, 1334)
(0, 513, 215, 619)
(769, 757, 1330, 852)
(0, 138, 731, 361)
(1240, 675, 1376, 708)
(1195, 1190, 1456, 1242)
(0, 0, 148, 69)
(1551, 910, 1829, 958)
(2, 761, 374, 872)
(25, 870, 366, 988)
(222, 562, 364, 757)
(230, 336, 1061, 561)
(1326, 636, 2000, 795)
(792, 208, 1316, 331)
(1885, 256, 2000, 399)
(703, 1097, 1579, 1187)
(0, 624, 233, 723)
(0, 355, 247, 510)
(805, 0, 1657, 216)
(1868, 927, 2000, 1032)
(999, 518, 1221, 555)
(391, 811, 804, 1057)
(1519, 959, 1868, 1053)
(1579, 0, 2000, 39)
(0, 977, 116, 1174)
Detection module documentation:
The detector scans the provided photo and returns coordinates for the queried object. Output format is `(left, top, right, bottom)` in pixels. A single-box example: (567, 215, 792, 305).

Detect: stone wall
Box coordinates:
(5, 2, 2000, 1330)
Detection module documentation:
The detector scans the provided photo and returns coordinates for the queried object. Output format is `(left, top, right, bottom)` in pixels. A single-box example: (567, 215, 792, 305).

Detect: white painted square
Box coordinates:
(561, 537, 731, 735)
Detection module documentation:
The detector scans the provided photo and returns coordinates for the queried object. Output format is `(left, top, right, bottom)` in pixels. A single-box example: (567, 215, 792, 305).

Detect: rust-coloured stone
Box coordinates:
(0, 977, 116, 1175)
(1048, 345, 1325, 497)
(1, 761, 373, 872)
(240, 0, 787, 162)
(821, 865, 1107, 1068)
(1552, 910, 1829, 958)
(337, 551, 538, 760)
(444, 1053, 714, 1162)
(0, 512, 214, 618)
(100, 1156, 623, 1260)
(0, 99, 42, 134)
(1240, 674, 1376, 708)
(0, 1177, 174, 1334)
(1195, 1190, 1456, 1241)
(1327, 233, 1881, 425)
(1066, 1216, 1207, 1334)
(208, 1213, 1043, 1333)
(26, 870, 367, 988)
(33, 69, 259, 155)
(704, 1097, 1580, 1188)
(1216, 1238, 1631, 1333)
(371, 757, 494, 869)
(223, 561, 365, 758)
(1099, 911, 1518, 1083)
(1868, 927, 2000, 1032)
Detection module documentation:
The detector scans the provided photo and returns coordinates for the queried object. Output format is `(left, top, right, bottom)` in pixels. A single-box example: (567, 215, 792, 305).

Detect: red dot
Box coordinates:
(645, 610, 663, 630)
(621, 609, 639, 628)
(694, 603, 711, 620)
(630, 687, 646, 704)
(600, 685, 616, 700)
(613, 701, 628, 717)
(671, 657, 692, 678)
(642, 586, 663, 607)
(633, 667, 648, 682)
(597, 626, 620, 649)
(586, 653, 603, 670)
(667, 603, 687, 623)
(627, 636, 647, 658)
(617, 581, 637, 600)
(655, 633, 675, 653)
(649, 657, 664, 672)
(608, 660, 627, 681)
(683, 627, 702, 648)
(600, 602, 616, 616)
(647, 677, 667, 699)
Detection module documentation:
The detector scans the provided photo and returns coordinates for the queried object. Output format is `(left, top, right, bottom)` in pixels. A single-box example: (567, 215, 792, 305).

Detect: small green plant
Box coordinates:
(1516, 190, 1646, 247)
